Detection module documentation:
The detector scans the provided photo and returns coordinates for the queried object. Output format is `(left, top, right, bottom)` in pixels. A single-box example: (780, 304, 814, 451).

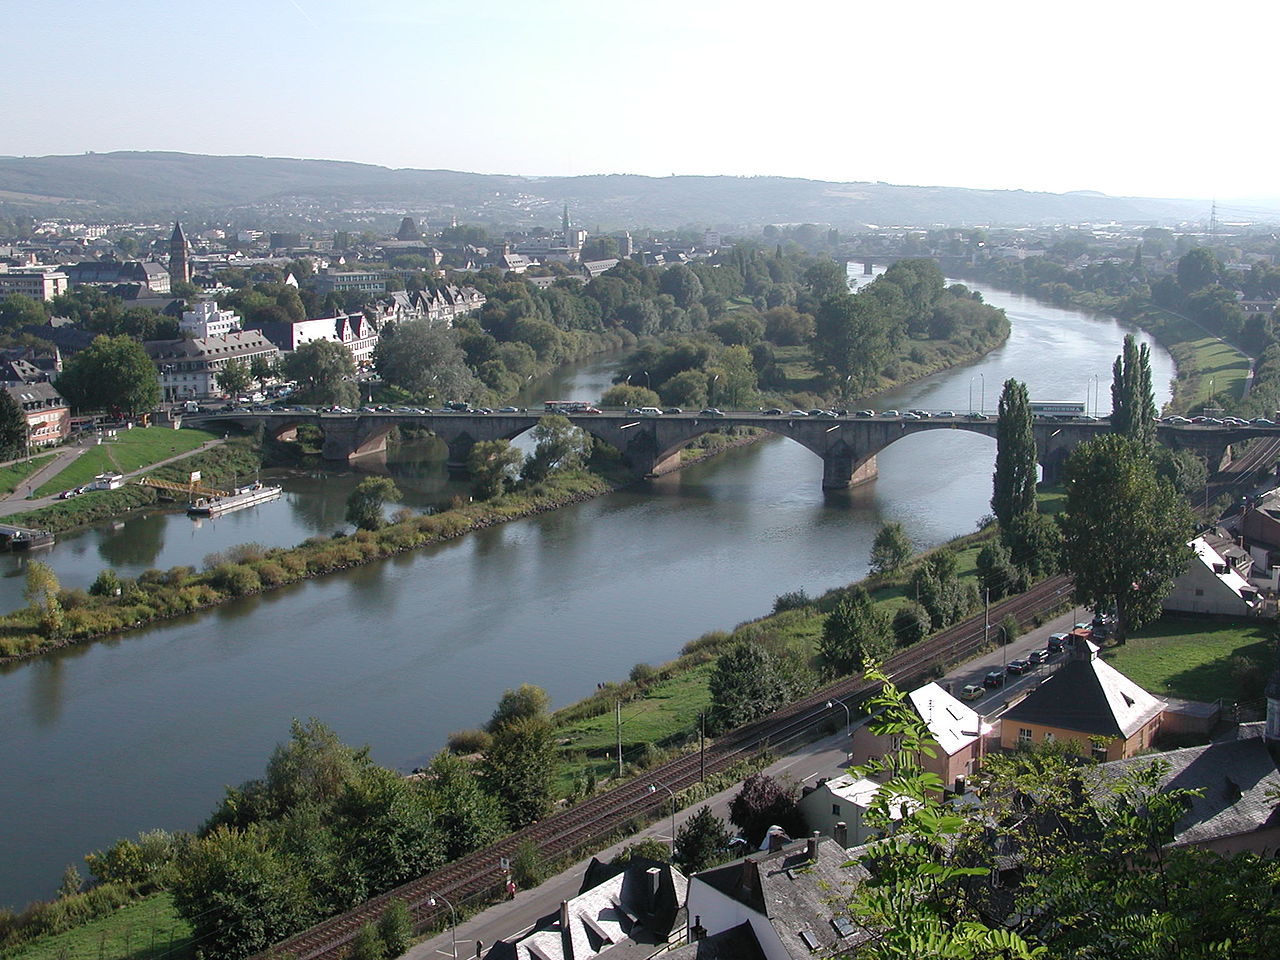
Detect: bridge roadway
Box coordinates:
(187, 408, 1257, 490)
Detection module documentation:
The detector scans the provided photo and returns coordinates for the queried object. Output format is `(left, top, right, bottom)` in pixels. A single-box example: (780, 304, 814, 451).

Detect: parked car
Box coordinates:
(960, 683, 985, 701)
(1046, 633, 1068, 654)
(1007, 658, 1031, 675)
(1028, 649, 1048, 666)
(983, 668, 1005, 688)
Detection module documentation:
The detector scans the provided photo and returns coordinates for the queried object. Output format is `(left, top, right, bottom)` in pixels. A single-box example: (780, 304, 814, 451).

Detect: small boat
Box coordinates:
(187, 481, 282, 518)
(11, 530, 55, 550)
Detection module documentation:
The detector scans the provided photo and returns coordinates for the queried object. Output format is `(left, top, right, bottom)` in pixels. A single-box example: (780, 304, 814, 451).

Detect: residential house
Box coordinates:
(4, 382, 70, 447)
(851, 682, 993, 793)
(998, 640, 1164, 760)
(684, 834, 871, 959)
(1163, 535, 1264, 616)
(487, 857, 686, 960)
(145, 331, 280, 400)
(797, 774, 910, 846)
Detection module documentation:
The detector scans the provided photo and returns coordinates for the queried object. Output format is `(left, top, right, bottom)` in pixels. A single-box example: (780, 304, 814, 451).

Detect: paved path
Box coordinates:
(0, 437, 225, 519)
(406, 607, 1087, 959)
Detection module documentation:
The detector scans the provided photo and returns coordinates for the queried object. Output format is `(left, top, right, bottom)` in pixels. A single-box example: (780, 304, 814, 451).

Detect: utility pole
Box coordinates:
(616, 700, 623, 778)
(698, 712, 705, 782)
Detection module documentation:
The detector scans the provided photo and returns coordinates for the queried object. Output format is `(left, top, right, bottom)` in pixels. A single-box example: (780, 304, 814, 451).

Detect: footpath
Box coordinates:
(406, 607, 1087, 959)
(0, 438, 225, 519)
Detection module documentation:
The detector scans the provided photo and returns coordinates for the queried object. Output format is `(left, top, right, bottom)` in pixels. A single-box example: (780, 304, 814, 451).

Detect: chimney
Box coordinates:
(645, 866, 661, 914)
(690, 915, 707, 942)
(739, 856, 761, 898)
(559, 899, 570, 931)
(768, 831, 784, 852)
(806, 831, 820, 861)
(834, 821, 848, 847)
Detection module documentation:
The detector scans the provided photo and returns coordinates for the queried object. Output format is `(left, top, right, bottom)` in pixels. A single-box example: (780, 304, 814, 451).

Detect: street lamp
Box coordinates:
(1088, 374, 1099, 418)
(648, 782, 676, 860)
(826, 699, 850, 736)
(427, 893, 457, 959)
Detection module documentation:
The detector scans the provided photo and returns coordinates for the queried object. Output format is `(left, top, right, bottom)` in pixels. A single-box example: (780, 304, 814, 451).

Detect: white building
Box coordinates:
(797, 774, 910, 846)
(0, 266, 70, 301)
(1162, 536, 1264, 616)
(146, 331, 280, 400)
(179, 301, 243, 339)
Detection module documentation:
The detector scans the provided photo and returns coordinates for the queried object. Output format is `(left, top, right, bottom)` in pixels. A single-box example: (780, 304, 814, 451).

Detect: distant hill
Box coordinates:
(0, 151, 1229, 229)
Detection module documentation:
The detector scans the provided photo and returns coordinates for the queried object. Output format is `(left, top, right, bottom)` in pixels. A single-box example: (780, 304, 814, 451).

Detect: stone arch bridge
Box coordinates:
(186, 410, 1253, 490)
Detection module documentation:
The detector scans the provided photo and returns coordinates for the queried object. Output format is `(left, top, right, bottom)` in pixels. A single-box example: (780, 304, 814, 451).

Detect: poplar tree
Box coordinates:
(1110, 334, 1157, 452)
(991, 379, 1037, 528)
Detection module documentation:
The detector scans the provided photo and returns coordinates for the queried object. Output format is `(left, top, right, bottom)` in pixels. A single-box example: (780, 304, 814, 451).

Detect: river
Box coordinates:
(0, 283, 1173, 908)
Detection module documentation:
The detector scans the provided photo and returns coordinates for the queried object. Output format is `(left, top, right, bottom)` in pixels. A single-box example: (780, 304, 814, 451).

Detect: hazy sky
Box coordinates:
(7, 0, 1277, 201)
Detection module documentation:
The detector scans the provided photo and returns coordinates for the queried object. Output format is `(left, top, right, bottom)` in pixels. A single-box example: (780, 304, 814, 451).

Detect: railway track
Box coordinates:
(265, 574, 1072, 960)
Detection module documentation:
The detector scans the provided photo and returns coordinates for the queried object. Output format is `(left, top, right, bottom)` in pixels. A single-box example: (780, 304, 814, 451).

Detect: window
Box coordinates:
(1092, 744, 1108, 762)
(1195, 588, 1204, 597)
(1043, 732, 1055, 743)
(831, 803, 841, 816)
(1017, 728, 1032, 745)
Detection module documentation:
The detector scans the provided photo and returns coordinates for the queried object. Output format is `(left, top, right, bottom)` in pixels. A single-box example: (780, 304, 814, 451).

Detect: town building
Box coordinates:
(169, 222, 190, 285)
(303, 267, 387, 297)
(797, 774, 910, 846)
(60, 260, 171, 294)
(145, 330, 280, 400)
(4, 382, 70, 447)
(998, 640, 1164, 761)
(179, 301, 243, 339)
(250, 313, 382, 367)
(0, 266, 70, 301)
(851, 681, 993, 793)
(1162, 535, 1265, 616)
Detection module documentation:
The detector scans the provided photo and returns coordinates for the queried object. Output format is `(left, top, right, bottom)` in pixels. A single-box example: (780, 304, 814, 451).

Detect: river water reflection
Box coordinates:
(0, 283, 1172, 907)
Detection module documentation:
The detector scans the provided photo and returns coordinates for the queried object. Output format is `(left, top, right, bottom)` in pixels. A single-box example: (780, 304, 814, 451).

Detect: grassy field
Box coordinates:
(0, 455, 55, 495)
(1136, 307, 1252, 413)
(1036, 482, 1066, 515)
(35, 429, 220, 497)
(1100, 615, 1271, 702)
(4, 893, 191, 960)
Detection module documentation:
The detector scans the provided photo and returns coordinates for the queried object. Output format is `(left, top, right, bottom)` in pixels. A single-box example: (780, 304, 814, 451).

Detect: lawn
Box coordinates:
(0, 455, 55, 495)
(36, 428, 220, 497)
(1036, 482, 1066, 515)
(5, 892, 192, 960)
(1100, 615, 1271, 703)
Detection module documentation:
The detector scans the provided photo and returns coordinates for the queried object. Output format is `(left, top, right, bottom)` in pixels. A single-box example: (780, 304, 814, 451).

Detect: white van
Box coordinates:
(639, 407, 664, 417)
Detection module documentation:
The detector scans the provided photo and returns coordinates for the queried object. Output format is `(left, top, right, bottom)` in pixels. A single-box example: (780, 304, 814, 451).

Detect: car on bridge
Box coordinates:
(788, 409, 808, 417)
(762, 408, 783, 415)
(699, 408, 725, 417)
(855, 410, 875, 417)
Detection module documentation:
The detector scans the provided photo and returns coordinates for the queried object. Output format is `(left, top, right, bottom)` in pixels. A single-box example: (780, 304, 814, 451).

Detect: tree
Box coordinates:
(249, 355, 276, 385)
(285, 339, 358, 408)
(346, 477, 401, 531)
(910, 549, 975, 629)
(24, 559, 63, 639)
(422, 751, 505, 860)
(373, 320, 475, 402)
(56, 335, 160, 415)
(480, 715, 555, 828)
(486, 683, 550, 732)
(1109, 334, 1156, 452)
(600, 384, 660, 408)
(804, 259, 848, 299)
(706, 641, 788, 734)
(1059, 434, 1194, 642)
(728, 773, 804, 847)
(0, 292, 48, 331)
(348, 922, 387, 960)
(819, 586, 893, 675)
(0, 387, 27, 460)
(377, 900, 414, 957)
(869, 521, 912, 576)
(674, 806, 734, 873)
(812, 294, 892, 395)
(891, 601, 931, 647)
(991, 379, 1037, 528)
(216, 359, 252, 398)
(521, 415, 590, 483)
(1176, 247, 1221, 293)
(467, 439, 521, 500)
(976, 539, 1023, 601)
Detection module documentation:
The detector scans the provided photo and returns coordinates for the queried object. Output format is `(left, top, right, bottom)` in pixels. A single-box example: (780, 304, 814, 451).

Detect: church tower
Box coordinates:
(169, 221, 190, 285)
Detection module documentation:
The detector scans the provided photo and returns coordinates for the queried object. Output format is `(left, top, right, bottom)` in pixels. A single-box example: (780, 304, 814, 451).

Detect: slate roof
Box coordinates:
(662, 922, 766, 960)
(693, 836, 871, 957)
(1000, 645, 1163, 739)
(1096, 725, 1280, 847)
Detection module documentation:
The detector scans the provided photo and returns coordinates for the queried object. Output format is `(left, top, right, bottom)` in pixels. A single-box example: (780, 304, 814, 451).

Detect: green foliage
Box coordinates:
(869, 521, 912, 576)
(487, 683, 550, 732)
(422, 751, 506, 860)
(706, 641, 791, 734)
(377, 899, 414, 957)
(348, 922, 386, 960)
(0, 386, 28, 460)
(481, 715, 555, 828)
(600, 384, 659, 408)
(509, 839, 544, 888)
(216, 359, 252, 397)
(674, 806, 734, 873)
(891, 600, 931, 647)
(467, 439, 521, 500)
(992, 378, 1036, 528)
(1060, 434, 1194, 641)
(84, 829, 180, 889)
(56, 335, 160, 415)
(1110, 334, 1157, 452)
(373, 319, 476, 401)
(910, 549, 976, 629)
(346, 476, 401, 531)
(88, 568, 121, 598)
(286, 339, 358, 408)
(611, 838, 671, 865)
(446, 728, 492, 754)
(976, 539, 1023, 601)
(521, 415, 589, 483)
(818, 585, 893, 675)
(772, 588, 812, 613)
(1003, 511, 1062, 579)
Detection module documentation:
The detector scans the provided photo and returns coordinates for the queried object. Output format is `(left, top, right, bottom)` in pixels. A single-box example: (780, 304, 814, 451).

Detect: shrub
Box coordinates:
(446, 729, 492, 755)
(89, 569, 123, 597)
(227, 542, 267, 564)
(629, 662, 658, 686)
(510, 839, 544, 888)
(254, 561, 288, 587)
(611, 838, 670, 865)
(378, 900, 414, 956)
(208, 563, 261, 597)
(772, 589, 811, 613)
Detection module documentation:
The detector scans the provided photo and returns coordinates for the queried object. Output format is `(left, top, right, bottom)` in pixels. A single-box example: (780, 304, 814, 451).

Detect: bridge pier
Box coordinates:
(822, 453, 878, 490)
(319, 419, 390, 461)
(444, 435, 477, 475)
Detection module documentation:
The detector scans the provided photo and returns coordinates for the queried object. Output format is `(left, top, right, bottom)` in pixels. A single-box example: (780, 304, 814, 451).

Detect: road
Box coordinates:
(405, 607, 1089, 960)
